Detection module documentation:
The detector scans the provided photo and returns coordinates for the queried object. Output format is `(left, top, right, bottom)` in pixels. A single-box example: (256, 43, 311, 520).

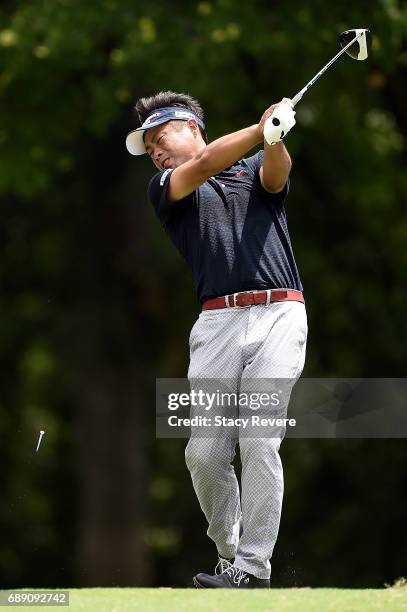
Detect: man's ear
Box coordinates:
(186, 118, 199, 137)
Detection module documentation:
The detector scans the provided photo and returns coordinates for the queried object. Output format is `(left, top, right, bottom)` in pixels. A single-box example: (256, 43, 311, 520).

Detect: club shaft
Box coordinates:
(292, 31, 363, 107)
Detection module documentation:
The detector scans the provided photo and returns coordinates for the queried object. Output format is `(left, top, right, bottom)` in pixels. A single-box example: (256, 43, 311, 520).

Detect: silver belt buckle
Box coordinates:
(233, 292, 251, 308)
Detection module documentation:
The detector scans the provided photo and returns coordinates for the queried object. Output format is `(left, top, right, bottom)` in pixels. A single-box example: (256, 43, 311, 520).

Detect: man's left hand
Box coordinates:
(259, 98, 296, 146)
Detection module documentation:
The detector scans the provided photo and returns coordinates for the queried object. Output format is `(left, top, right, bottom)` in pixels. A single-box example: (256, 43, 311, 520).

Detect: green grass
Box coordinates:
(2, 584, 407, 612)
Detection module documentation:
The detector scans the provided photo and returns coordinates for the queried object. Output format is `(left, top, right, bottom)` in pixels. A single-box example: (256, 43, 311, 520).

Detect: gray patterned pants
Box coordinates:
(185, 300, 307, 579)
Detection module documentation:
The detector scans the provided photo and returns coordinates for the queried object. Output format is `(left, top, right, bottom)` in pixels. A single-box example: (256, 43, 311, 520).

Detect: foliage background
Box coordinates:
(0, 0, 406, 588)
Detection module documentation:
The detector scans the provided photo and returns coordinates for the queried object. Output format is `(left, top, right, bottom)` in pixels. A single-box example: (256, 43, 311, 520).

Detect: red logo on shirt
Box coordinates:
(235, 169, 247, 177)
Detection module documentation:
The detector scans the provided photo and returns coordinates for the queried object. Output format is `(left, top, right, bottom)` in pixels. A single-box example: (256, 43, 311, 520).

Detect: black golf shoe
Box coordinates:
(193, 565, 270, 589)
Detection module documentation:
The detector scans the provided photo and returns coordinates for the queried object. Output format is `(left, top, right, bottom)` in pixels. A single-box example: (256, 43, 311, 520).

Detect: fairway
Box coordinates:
(2, 586, 407, 611)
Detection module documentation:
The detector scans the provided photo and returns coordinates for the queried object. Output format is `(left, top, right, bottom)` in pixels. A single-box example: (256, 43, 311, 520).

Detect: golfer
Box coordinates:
(126, 91, 307, 588)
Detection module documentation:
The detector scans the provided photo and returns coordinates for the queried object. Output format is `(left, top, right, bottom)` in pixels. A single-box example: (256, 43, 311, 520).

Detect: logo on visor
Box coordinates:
(174, 111, 194, 119)
(144, 112, 161, 126)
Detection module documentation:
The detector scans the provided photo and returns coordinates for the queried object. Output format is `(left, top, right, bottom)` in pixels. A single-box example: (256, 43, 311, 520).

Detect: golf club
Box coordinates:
(263, 28, 372, 145)
(291, 28, 372, 107)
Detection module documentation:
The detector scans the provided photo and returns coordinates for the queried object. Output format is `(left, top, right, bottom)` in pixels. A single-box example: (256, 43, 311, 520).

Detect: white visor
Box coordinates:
(125, 107, 206, 156)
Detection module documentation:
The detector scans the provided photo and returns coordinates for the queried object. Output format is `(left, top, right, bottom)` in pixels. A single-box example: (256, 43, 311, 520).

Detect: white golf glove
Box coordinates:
(263, 102, 296, 146)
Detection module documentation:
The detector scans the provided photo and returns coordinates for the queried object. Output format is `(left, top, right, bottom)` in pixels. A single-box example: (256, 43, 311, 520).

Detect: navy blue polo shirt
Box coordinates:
(148, 150, 303, 304)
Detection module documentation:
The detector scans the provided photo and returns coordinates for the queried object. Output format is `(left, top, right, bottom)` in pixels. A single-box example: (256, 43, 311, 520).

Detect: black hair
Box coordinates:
(134, 90, 208, 143)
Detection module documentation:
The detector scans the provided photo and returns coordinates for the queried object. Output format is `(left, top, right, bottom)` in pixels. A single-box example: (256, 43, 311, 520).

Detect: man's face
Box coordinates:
(144, 120, 204, 170)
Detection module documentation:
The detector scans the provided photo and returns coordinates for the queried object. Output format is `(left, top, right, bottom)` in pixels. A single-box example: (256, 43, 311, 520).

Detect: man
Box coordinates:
(126, 91, 307, 588)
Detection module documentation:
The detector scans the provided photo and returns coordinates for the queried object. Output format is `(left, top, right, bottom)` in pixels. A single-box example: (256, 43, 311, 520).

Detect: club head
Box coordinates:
(339, 29, 371, 60)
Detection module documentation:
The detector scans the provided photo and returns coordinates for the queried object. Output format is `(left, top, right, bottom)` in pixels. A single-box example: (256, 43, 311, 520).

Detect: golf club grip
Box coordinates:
(292, 92, 304, 107)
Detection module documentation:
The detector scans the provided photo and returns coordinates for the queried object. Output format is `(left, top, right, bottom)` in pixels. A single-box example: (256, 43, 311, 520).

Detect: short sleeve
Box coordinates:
(148, 169, 175, 224)
(243, 149, 290, 203)
(148, 169, 194, 225)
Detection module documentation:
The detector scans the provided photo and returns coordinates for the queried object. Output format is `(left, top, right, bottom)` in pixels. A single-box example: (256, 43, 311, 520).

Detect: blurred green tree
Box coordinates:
(0, 0, 406, 588)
